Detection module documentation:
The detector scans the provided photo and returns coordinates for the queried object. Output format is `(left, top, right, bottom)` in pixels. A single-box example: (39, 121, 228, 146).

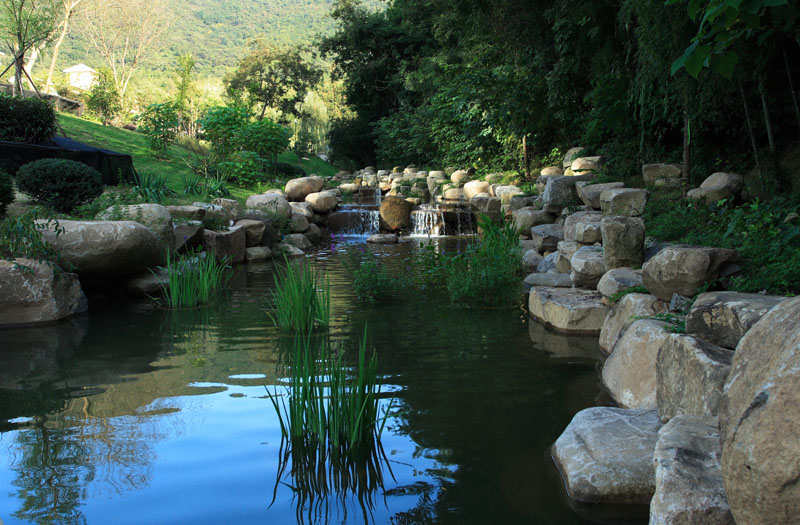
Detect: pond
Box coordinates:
(0, 238, 608, 524)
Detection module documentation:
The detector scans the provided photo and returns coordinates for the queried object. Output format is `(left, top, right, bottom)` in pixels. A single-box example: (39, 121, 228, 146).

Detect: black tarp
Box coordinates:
(0, 137, 135, 185)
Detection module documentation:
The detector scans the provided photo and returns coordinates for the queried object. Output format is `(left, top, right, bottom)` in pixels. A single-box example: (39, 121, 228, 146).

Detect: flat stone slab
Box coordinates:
(524, 271, 572, 288)
(651, 415, 734, 525)
(553, 407, 662, 504)
(528, 287, 609, 335)
(530, 223, 564, 253)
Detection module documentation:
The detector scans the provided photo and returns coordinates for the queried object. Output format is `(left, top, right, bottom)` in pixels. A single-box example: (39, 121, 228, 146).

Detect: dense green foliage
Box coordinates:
(132, 170, 177, 203)
(0, 94, 57, 144)
(156, 249, 233, 308)
(85, 68, 122, 125)
(322, 0, 799, 190)
(135, 102, 180, 158)
(16, 159, 103, 213)
(0, 170, 13, 214)
(644, 193, 800, 295)
(0, 208, 71, 272)
(269, 257, 331, 331)
(344, 248, 407, 303)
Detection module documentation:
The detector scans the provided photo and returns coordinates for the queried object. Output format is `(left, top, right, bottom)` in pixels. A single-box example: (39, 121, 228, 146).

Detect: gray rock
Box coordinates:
(650, 415, 734, 525)
(275, 243, 304, 257)
(512, 207, 555, 233)
(570, 245, 606, 289)
(166, 205, 206, 221)
(366, 233, 399, 244)
(284, 233, 312, 250)
(555, 240, 579, 274)
(562, 147, 585, 169)
(719, 296, 800, 525)
(522, 249, 543, 271)
(601, 216, 645, 269)
(192, 201, 233, 222)
(657, 334, 733, 422)
(686, 173, 743, 204)
(246, 246, 272, 262)
(211, 198, 242, 219)
(575, 181, 625, 209)
(537, 252, 559, 273)
(234, 219, 267, 247)
(597, 268, 643, 299)
(285, 175, 324, 201)
(603, 319, 672, 409)
(304, 223, 322, 245)
(524, 271, 572, 288)
(642, 163, 682, 186)
(0, 259, 86, 328)
(290, 201, 314, 219)
(563, 211, 603, 243)
(289, 213, 310, 233)
(599, 293, 668, 355)
(530, 223, 564, 253)
(96, 203, 174, 252)
(203, 226, 246, 264)
(642, 245, 739, 301)
(40, 220, 163, 278)
(552, 407, 662, 504)
(686, 291, 786, 350)
(305, 190, 338, 213)
(174, 221, 204, 254)
(600, 188, 649, 217)
(542, 176, 579, 213)
(470, 195, 502, 213)
(528, 287, 609, 335)
(245, 193, 292, 220)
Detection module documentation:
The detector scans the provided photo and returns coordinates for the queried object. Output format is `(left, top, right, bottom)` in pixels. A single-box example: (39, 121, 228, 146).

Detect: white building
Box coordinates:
(63, 64, 97, 90)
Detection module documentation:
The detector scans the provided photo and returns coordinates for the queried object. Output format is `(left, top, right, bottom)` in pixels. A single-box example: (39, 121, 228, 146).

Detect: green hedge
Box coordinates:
(0, 171, 14, 215)
(17, 159, 103, 213)
(0, 94, 58, 144)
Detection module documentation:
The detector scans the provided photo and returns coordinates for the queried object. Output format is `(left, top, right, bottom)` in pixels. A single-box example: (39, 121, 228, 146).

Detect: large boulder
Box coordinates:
(575, 181, 625, 209)
(687, 173, 744, 204)
(540, 166, 563, 176)
(203, 226, 246, 264)
(597, 268, 643, 299)
(245, 193, 292, 220)
(563, 211, 603, 243)
(512, 207, 555, 233)
(599, 293, 668, 355)
(601, 216, 645, 269)
(562, 147, 585, 169)
(600, 188, 649, 217)
(40, 220, 163, 278)
(650, 415, 734, 525)
(686, 291, 785, 350)
(522, 249, 544, 271)
(284, 175, 324, 201)
(537, 252, 559, 273)
(0, 259, 87, 327)
(494, 185, 524, 204)
(289, 213, 310, 233)
(570, 156, 601, 174)
(542, 176, 579, 213)
(530, 223, 564, 253)
(166, 205, 206, 221)
(555, 240, 579, 274)
(211, 198, 242, 219)
(603, 319, 671, 409)
(234, 219, 267, 247)
(528, 287, 609, 335)
(470, 195, 502, 213)
(379, 196, 412, 230)
(289, 201, 314, 219)
(553, 407, 662, 504)
(463, 180, 490, 200)
(719, 296, 800, 525)
(570, 245, 606, 289)
(305, 190, 338, 213)
(657, 334, 733, 422)
(174, 221, 204, 254)
(284, 233, 312, 250)
(642, 245, 739, 301)
(96, 203, 174, 252)
(642, 163, 682, 187)
(192, 201, 233, 222)
(450, 170, 470, 185)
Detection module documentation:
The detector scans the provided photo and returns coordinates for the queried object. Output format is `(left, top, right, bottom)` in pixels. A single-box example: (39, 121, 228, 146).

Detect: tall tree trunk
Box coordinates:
(13, 54, 25, 96)
(783, 48, 800, 133)
(738, 80, 763, 187)
(522, 134, 530, 179)
(23, 48, 40, 91)
(682, 106, 691, 196)
(46, 19, 71, 94)
(759, 80, 789, 193)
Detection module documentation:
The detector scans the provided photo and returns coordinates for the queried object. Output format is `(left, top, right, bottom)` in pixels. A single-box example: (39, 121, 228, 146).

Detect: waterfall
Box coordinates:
(411, 205, 446, 236)
(328, 205, 380, 237)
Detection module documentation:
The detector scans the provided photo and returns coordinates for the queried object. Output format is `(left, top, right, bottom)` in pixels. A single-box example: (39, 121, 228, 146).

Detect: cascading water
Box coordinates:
(328, 205, 380, 237)
(411, 205, 446, 236)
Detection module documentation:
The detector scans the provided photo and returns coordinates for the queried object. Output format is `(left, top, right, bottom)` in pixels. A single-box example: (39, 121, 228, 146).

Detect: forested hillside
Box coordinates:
(51, 0, 383, 74)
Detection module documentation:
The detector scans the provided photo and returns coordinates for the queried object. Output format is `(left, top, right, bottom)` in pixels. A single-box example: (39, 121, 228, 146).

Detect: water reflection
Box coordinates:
(0, 241, 607, 524)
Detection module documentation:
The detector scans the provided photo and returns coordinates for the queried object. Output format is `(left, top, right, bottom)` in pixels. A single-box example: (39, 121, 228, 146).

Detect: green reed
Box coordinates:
(269, 257, 330, 331)
(156, 249, 232, 308)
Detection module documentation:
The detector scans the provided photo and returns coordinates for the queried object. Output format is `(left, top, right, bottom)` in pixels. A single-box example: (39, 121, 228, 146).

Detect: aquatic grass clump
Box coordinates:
(268, 329, 393, 521)
(269, 257, 330, 331)
(157, 249, 232, 308)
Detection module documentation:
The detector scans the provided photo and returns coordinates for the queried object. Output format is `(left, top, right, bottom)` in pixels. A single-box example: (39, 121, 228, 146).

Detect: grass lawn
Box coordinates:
(57, 113, 340, 202)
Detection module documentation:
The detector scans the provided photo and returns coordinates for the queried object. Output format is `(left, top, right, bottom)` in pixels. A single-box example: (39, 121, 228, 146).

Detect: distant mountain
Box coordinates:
(51, 0, 383, 76)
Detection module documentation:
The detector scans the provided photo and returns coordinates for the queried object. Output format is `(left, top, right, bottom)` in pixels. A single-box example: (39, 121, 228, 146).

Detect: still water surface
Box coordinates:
(1, 239, 606, 524)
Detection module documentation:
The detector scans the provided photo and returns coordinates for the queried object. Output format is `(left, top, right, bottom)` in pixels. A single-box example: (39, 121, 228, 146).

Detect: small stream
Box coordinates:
(0, 239, 608, 524)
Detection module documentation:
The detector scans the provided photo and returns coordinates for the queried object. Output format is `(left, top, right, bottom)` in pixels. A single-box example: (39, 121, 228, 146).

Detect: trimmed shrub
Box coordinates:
(0, 94, 58, 143)
(274, 162, 306, 178)
(0, 171, 14, 215)
(17, 159, 104, 213)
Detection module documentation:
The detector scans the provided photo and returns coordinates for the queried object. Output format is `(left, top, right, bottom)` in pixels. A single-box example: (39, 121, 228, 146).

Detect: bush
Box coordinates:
(0, 171, 14, 215)
(86, 68, 122, 125)
(0, 94, 57, 143)
(17, 159, 104, 213)
(0, 208, 71, 273)
(274, 162, 306, 178)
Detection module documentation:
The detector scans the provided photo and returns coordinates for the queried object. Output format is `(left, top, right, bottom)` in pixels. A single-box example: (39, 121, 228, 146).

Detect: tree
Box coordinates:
(0, 0, 59, 95)
(225, 42, 322, 121)
(80, 0, 172, 104)
(43, 0, 87, 94)
(85, 66, 120, 124)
